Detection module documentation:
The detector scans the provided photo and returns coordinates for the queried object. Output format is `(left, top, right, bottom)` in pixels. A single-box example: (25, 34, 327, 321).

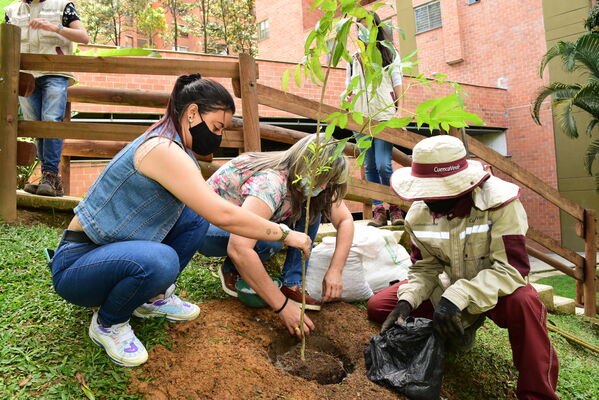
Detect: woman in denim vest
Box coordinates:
(50, 74, 312, 367)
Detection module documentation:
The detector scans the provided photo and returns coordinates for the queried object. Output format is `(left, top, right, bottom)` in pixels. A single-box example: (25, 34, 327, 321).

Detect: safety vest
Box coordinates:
(5, 0, 75, 84)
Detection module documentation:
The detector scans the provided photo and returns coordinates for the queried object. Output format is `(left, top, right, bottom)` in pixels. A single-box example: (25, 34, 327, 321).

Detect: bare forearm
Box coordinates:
(56, 26, 89, 44)
(212, 202, 283, 242)
(328, 218, 353, 272)
(229, 248, 286, 310)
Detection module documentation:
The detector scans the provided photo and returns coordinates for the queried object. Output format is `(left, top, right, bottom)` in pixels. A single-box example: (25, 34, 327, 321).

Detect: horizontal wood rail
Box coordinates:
(68, 86, 169, 108)
(20, 54, 244, 78)
(526, 227, 585, 269)
(18, 121, 244, 148)
(526, 245, 582, 280)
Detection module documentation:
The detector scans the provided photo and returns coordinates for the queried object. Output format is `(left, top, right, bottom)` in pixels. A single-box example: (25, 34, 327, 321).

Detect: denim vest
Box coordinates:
(75, 128, 195, 245)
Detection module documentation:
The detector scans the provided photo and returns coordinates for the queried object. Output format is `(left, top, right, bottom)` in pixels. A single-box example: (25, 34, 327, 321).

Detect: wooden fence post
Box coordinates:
(0, 24, 21, 222)
(583, 209, 597, 317)
(239, 53, 260, 152)
(60, 102, 72, 195)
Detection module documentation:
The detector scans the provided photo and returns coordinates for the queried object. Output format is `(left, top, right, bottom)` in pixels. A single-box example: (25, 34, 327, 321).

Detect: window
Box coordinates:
(258, 20, 269, 41)
(471, 131, 508, 156)
(414, 1, 442, 34)
(124, 35, 134, 48)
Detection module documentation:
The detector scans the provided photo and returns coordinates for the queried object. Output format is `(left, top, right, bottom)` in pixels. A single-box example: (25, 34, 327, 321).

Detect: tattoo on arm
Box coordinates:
(266, 228, 272, 236)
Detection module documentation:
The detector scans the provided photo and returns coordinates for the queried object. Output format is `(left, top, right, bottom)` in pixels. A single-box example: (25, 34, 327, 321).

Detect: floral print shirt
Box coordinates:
(207, 155, 293, 222)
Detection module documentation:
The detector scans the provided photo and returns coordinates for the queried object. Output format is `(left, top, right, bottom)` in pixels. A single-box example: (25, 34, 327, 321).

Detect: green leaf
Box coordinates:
(294, 64, 302, 88)
(77, 48, 158, 57)
(338, 113, 348, 129)
(304, 30, 318, 53)
(356, 135, 372, 149)
(323, 111, 341, 122)
(352, 112, 364, 125)
(325, 121, 337, 138)
(310, 0, 325, 11)
(386, 117, 412, 128)
(373, 2, 386, 12)
(372, 122, 388, 136)
(333, 138, 349, 159)
(281, 68, 290, 92)
(310, 56, 325, 82)
(356, 150, 367, 166)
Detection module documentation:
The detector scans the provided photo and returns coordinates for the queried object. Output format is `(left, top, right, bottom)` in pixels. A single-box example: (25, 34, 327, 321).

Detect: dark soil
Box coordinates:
(274, 342, 347, 384)
(15, 207, 72, 228)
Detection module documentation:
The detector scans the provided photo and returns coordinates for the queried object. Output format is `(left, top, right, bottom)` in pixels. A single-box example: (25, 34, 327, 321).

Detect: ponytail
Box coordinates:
(149, 73, 235, 140)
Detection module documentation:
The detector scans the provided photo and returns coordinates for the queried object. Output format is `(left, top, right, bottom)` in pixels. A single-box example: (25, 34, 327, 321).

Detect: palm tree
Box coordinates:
(532, 5, 599, 190)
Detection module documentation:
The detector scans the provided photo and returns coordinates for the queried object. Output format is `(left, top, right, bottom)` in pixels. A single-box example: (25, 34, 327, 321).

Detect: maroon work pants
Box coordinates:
(367, 282, 559, 400)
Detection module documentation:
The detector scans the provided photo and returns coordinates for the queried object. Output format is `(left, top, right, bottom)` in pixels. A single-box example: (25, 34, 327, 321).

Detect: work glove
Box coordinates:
(381, 300, 412, 333)
(433, 297, 464, 338)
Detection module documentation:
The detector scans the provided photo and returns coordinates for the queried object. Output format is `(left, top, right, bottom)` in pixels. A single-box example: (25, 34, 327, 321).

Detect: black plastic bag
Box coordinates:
(364, 317, 445, 400)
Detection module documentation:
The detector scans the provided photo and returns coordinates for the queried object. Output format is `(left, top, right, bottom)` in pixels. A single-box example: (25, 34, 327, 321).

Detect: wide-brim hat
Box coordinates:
(391, 135, 490, 201)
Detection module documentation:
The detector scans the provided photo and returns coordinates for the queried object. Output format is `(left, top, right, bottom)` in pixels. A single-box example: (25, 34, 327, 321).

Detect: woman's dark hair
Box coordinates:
(360, 12, 395, 68)
(149, 73, 235, 139)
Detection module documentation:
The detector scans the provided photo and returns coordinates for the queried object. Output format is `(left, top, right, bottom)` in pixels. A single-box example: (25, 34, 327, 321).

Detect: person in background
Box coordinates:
(49, 75, 312, 367)
(4, 0, 89, 196)
(368, 135, 559, 400)
(198, 135, 354, 312)
(344, 11, 405, 227)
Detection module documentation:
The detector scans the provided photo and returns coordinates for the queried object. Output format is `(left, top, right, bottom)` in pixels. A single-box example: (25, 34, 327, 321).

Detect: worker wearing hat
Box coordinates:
(368, 135, 559, 400)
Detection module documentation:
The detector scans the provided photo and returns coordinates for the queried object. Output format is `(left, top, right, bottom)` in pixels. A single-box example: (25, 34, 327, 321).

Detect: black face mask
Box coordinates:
(190, 121, 222, 156)
(424, 197, 460, 215)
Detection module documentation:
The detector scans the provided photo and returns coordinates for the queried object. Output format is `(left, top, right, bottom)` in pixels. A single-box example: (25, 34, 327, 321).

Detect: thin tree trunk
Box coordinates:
(202, 0, 208, 53)
(220, 0, 229, 55)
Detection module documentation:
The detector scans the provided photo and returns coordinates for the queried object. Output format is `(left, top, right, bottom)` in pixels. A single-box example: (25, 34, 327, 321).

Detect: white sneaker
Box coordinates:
(88, 312, 148, 367)
(133, 285, 200, 321)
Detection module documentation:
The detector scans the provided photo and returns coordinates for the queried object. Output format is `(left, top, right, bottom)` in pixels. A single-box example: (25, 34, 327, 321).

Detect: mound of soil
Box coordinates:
(130, 301, 405, 400)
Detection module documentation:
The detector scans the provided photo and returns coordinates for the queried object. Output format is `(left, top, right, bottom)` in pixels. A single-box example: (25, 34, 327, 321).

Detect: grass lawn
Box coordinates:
(1, 219, 598, 399)
(535, 274, 577, 299)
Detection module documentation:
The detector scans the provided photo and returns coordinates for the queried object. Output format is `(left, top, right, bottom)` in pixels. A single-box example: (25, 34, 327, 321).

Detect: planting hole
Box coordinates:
(269, 335, 353, 384)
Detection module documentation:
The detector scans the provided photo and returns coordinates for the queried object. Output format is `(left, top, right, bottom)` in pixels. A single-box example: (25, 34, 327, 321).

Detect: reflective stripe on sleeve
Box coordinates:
(413, 231, 450, 240)
(458, 223, 491, 240)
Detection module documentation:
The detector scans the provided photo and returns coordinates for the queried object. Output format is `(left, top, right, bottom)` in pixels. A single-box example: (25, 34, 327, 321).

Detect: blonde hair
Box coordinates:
(233, 135, 349, 223)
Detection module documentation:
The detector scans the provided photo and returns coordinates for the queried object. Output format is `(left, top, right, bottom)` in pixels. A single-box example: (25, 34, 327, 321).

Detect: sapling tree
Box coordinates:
(281, 0, 483, 359)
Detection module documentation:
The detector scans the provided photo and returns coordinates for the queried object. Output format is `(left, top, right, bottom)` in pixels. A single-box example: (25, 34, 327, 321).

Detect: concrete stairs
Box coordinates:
(530, 283, 576, 315)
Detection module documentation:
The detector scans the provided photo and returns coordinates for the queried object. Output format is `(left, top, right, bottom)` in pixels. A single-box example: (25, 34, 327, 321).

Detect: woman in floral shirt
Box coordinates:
(198, 135, 354, 335)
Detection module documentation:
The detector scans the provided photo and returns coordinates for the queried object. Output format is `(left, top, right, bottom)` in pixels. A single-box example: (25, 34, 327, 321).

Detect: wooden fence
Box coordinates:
(0, 24, 596, 316)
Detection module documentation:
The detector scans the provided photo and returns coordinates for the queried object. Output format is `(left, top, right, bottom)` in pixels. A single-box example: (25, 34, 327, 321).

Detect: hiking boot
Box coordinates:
(133, 284, 200, 322)
(36, 170, 64, 197)
(446, 314, 486, 352)
(281, 285, 321, 311)
(218, 264, 240, 298)
(389, 205, 405, 226)
(368, 205, 388, 227)
(23, 183, 39, 194)
(88, 312, 148, 367)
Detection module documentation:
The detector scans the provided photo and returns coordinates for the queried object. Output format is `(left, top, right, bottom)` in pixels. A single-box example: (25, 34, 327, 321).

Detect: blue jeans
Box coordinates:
(19, 75, 69, 173)
(50, 207, 209, 326)
(356, 134, 393, 206)
(197, 210, 321, 287)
